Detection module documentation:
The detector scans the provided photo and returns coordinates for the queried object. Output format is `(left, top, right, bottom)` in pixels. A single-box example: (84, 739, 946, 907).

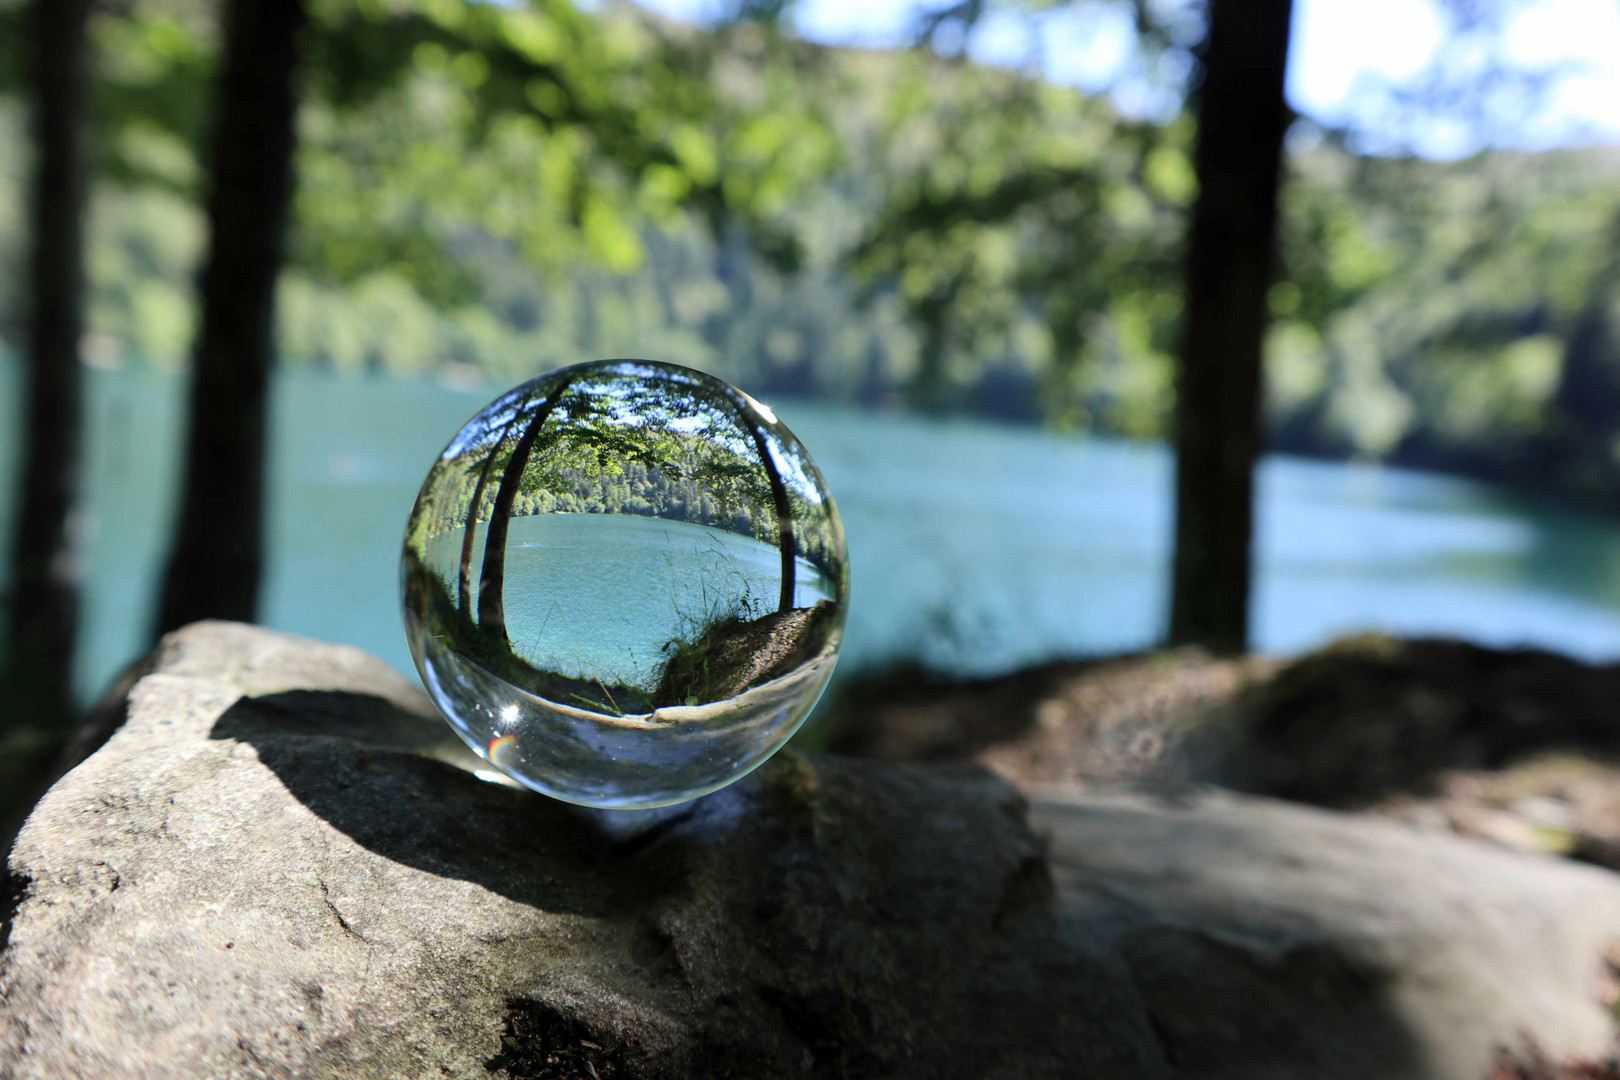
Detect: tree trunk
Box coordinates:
(477, 377, 578, 642)
(1545, 208, 1620, 482)
(153, 0, 306, 638)
(4, 0, 92, 734)
(735, 403, 796, 613)
(907, 283, 960, 414)
(458, 412, 523, 617)
(1168, 0, 1295, 654)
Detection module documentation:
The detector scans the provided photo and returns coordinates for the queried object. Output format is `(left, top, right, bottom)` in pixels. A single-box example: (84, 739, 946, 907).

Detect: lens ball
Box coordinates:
(401, 360, 848, 808)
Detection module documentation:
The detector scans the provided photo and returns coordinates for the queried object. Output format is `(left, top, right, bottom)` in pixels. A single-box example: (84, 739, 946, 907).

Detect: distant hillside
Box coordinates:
(1, 0, 1619, 505)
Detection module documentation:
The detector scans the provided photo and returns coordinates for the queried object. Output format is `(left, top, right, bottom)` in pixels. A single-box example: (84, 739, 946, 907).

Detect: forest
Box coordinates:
(2, 0, 1618, 507)
(403, 362, 844, 713)
(409, 362, 843, 582)
(17, 1, 1620, 1073)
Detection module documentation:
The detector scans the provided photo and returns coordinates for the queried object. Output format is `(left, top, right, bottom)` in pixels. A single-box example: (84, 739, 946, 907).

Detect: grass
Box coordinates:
(654, 603, 754, 708)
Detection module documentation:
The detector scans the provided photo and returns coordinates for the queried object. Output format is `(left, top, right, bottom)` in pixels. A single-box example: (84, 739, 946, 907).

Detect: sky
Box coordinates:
(632, 0, 1620, 157)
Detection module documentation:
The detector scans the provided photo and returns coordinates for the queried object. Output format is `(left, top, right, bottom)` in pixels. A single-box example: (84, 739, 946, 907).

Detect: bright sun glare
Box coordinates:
(629, 0, 1620, 156)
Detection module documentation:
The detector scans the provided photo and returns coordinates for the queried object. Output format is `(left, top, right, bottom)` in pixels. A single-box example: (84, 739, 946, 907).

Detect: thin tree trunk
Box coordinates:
(907, 283, 959, 414)
(735, 404, 796, 612)
(153, 0, 306, 637)
(477, 377, 578, 641)
(1168, 0, 1295, 654)
(1551, 210, 1620, 449)
(5, 0, 92, 733)
(458, 411, 523, 616)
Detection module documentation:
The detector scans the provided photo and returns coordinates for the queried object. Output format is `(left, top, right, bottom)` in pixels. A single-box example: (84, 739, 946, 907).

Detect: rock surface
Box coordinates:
(1035, 790, 1620, 1080)
(830, 636, 1620, 874)
(823, 647, 1269, 787)
(3, 622, 1620, 1079)
(0, 623, 1163, 1080)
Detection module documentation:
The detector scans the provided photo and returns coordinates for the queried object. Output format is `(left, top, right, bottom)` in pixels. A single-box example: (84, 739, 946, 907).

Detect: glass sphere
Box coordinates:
(401, 360, 848, 809)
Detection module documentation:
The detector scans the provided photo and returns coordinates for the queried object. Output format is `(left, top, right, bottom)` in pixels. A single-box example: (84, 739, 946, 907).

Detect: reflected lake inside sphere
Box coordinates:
(401, 360, 848, 808)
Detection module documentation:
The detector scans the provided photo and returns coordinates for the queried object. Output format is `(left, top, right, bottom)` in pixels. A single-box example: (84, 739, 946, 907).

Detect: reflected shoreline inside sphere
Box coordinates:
(400, 360, 849, 808)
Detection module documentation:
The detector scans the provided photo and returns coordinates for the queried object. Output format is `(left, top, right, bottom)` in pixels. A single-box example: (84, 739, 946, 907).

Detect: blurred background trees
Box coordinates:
(154, 0, 307, 635)
(6, 0, 1613, 469)
(1168, 0, 1293, 654)
(3, 0, 1610, 493)
(3, 0, 92, 748)
(3, 0, 1620, 782)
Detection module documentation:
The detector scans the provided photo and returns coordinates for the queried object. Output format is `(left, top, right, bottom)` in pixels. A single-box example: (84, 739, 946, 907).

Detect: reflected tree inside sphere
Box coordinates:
(402, 360, 848, 808)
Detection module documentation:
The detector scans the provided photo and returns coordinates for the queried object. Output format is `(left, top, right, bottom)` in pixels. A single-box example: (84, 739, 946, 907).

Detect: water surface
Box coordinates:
(423, 514, 836, 689)
(5, 364, 1620, 701)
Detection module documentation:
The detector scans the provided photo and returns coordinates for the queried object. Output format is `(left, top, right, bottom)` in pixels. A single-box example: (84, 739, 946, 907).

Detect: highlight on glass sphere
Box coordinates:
(401, 360, 848, 809)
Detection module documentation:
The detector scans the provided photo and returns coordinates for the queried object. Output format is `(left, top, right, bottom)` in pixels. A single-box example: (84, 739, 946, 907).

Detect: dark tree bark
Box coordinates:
(477, 377, 579, 642)
(734, 403, 796, 613)
(906, 283, 961, 414)
(153, 0, 307, 637)
(458, 411, 524, 617)
(457, 458, 496, 617)
(4, 0, 93, 733)
(1168, 0, 1295, 653)
(1542, 208, 1620, 484)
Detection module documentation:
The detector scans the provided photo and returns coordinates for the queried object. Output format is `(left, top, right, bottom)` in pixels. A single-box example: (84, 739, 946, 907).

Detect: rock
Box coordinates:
(823, 648, 1270, 787)
(1354, 753, 1620, 867)
(656, 599, 839, 706)
(1486, 1042, 1620, 1077)
(5, 622, 1620, 1079)
(0, 622, 1164, 1080)
(1203, 635, 1620, 809)
(1035, 789, 1620, 1080)
(829, 636, 1620, 877)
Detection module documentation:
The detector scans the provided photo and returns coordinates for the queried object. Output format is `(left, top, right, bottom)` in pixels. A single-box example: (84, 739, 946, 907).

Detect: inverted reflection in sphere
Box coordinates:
(401, 360, 848, 808)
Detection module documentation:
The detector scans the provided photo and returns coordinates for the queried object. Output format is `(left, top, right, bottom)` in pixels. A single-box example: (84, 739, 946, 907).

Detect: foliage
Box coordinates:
(421, 364, 842, 577)
(1268, 135, 1620, 497)
(848, 50, 1190, 423)
(2, 0, 1620, 508)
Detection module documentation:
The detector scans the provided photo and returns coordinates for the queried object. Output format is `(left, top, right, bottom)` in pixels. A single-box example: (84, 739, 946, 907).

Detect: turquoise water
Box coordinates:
(7, 364, 1620, 702)
(423, 514, 836, 689)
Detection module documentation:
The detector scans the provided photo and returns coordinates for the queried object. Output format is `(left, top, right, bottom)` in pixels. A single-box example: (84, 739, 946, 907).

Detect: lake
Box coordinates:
(422, 514, 838, 689)
(6, 364, 1620, 703)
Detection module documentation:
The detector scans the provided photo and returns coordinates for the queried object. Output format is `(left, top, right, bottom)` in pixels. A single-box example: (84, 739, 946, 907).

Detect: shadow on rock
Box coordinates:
(5, 624, 1567, 1079)
(208, 689, 695, 920)
(202, 686, 1181, 1078)
(1205, 636, 1620, 808)
(1120, 928, 1423, 1079)
(207, 693, 1435, 1080)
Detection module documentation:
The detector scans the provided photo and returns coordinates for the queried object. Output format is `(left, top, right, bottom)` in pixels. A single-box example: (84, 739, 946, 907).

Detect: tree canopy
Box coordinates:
(1, 0, 1619, 507)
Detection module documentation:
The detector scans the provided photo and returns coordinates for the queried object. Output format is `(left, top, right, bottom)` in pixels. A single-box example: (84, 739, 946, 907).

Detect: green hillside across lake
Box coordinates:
(1, 0, 1618, 507)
